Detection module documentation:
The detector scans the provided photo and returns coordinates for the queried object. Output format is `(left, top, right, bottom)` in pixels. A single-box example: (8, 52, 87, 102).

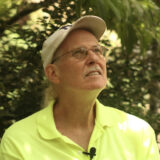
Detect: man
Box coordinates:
(0, 15, 160, 160)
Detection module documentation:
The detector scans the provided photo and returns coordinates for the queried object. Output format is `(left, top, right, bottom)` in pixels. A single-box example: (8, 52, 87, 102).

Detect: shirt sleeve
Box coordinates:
(139, 125, 160, 160)
(0, 131, 22, 160)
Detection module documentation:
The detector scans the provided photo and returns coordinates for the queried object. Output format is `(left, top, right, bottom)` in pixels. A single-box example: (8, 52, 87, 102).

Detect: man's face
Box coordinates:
(54, 29, 107, 92)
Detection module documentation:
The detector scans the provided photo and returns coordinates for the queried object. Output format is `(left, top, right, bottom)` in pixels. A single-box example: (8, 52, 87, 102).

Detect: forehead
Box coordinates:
(59, 29, 99, 51)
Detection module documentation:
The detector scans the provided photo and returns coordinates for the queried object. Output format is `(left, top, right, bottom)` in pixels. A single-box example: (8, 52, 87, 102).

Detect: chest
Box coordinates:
(20, 128, 138, 160)
(57, 126, 94, 151)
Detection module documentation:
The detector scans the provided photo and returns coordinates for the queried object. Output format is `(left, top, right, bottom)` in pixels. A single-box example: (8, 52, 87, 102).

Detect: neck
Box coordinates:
(53, 89, 100, 128)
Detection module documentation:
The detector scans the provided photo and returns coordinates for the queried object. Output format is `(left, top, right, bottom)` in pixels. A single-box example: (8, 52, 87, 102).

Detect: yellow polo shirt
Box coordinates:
(0, 100, 160, 160)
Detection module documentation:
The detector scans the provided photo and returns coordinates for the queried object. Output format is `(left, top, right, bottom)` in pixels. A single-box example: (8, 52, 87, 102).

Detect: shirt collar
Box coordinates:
(96, 99, 114, 127)
(37, 99, 118, 140)
(96, 99, 127, 128)
(36, 100, 61, 140)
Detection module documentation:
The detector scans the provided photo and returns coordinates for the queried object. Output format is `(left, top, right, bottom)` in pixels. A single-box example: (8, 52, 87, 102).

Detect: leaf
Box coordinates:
(104, 0, 121, 21)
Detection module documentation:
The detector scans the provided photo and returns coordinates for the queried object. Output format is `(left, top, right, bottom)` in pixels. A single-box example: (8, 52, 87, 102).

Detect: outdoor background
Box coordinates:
(0, 0, 160, 149)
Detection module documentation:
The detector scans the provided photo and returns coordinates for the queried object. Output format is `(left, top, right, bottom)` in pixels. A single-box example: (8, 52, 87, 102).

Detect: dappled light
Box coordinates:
(24, 143, 32, 153)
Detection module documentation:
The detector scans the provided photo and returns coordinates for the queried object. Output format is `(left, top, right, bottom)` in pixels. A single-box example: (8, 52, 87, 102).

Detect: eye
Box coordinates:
(72, 48, 87, 58)
(92, 46, 102, 54)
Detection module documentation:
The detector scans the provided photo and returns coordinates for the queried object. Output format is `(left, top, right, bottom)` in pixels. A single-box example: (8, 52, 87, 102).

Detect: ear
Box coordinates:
(45, 64, 60, 84)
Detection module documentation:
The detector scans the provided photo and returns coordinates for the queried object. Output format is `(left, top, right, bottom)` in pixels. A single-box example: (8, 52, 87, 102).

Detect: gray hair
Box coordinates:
(41, 81, 57, 108)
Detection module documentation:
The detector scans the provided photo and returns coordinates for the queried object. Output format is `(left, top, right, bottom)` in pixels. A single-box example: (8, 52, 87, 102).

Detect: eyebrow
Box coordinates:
(71, 45, 100, 50)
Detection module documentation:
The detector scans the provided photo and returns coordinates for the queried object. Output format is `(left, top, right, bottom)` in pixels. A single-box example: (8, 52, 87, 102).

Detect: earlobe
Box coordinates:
(45, 64, 60, 84)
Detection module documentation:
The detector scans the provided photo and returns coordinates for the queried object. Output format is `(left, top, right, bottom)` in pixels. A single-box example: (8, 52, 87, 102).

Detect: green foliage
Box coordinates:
(86, 0, 160, 54)
(0, 0, 160, 139)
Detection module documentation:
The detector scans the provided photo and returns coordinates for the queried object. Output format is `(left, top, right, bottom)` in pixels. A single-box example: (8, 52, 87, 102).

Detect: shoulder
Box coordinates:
(97, 100, 153, 133)
(2, 107, 47, 139)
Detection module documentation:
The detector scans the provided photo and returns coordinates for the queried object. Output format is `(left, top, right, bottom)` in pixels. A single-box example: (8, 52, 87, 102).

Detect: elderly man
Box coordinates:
(0, 15, 160, 160)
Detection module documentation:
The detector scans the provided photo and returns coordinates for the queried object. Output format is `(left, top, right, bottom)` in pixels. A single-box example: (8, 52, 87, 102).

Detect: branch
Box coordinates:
(0, 1, 53, 34)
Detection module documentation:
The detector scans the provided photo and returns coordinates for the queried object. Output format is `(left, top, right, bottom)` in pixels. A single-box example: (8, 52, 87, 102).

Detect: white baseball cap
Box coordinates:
(41, 15, 106, 68)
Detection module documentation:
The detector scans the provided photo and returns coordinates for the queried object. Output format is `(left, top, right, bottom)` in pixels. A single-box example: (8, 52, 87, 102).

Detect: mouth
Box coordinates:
(86, 71, 102, 77)
(84, 65, 103, 77)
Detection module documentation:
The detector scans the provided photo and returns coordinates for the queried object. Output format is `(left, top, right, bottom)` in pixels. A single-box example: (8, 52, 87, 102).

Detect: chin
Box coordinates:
(84, 77, 107, 88)
(84, 82, 106, 90)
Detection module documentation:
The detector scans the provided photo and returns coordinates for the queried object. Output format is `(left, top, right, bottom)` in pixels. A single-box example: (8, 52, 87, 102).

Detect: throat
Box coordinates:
(53, 102, 96, 128)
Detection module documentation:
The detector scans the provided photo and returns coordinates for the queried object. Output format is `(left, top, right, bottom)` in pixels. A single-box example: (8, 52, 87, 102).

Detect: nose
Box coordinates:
(86, 50, 101, 65)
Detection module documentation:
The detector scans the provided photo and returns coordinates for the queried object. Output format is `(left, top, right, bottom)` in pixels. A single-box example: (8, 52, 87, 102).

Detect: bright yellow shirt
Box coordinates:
(0, 100, 160, 160)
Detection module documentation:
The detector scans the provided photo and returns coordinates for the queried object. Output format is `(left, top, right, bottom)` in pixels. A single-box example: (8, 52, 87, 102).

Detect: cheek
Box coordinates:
(59, 63, 83, 81)
(105, 67, 107, 77)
